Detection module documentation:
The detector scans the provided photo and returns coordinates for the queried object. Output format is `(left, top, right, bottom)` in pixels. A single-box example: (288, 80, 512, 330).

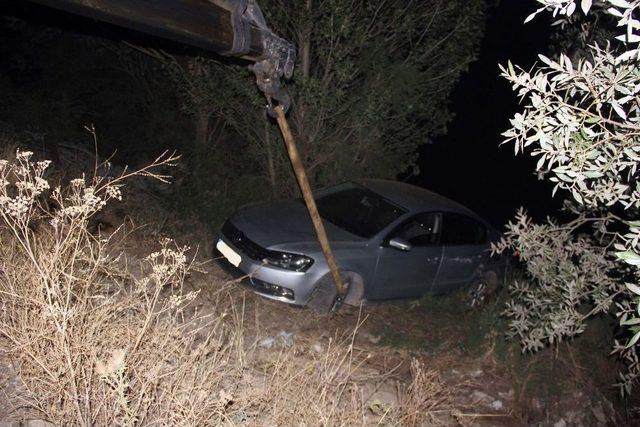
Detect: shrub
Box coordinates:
(0, 147, 455, 424)
(496, 0, 640, 395)
(0, 148, 240, 425)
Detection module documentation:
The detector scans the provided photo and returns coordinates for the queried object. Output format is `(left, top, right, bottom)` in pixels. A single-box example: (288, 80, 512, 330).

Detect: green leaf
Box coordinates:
(621, 317, 640, 326)
(524, 11, 537, 23)
(538, 54, 552, 66)
(626, 331, 640, 348)
(583, 171, 603, 178)
(625, 282, 640, 295)
(609, 0, 632, 9)
(616, 251, 640, 266)
(571, 188, 583, 204)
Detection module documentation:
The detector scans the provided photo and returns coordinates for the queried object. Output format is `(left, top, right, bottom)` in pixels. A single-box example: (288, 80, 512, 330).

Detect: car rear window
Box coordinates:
(440, 212, 487, 245)
(316, 186, 406, 238)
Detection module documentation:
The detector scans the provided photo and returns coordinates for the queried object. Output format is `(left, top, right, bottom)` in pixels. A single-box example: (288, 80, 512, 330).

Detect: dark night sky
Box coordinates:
(0, 0, 562, 228)
(409, 0, 561, 227)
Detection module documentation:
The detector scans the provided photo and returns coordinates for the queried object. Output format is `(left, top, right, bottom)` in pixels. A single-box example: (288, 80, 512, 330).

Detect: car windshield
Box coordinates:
(315, 185, 407, 238)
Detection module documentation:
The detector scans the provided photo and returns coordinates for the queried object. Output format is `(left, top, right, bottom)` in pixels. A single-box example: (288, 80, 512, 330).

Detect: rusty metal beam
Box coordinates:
(27, 0, 265, 59)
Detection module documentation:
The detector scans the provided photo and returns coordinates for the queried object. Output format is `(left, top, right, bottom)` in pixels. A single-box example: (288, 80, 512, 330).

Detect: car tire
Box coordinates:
(466, 269, 499, 309)
(343, 273, 364, 306)
(308, 272, 362, 314)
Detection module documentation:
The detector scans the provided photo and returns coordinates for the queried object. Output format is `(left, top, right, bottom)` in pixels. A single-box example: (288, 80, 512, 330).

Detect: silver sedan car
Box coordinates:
(214, 180, 506, 309)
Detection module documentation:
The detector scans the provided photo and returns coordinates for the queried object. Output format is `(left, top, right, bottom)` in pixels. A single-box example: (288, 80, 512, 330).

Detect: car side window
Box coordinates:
(395, 213, 441, 246)
(440, 213, 487, 245)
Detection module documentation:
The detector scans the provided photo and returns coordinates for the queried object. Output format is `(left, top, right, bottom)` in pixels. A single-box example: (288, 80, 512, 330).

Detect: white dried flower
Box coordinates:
(14, 166, 29, 177)
(34, 177, 49, 192)
(105, 185, 123, 201)
(70, 178, 85, 188)
(3, 196, 32, 219)
(35, 160, 51, 172)
(15, 150, 33, 160)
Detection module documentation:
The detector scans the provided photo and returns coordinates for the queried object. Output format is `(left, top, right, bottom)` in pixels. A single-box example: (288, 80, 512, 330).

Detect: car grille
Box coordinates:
(221, 220, 269, 261)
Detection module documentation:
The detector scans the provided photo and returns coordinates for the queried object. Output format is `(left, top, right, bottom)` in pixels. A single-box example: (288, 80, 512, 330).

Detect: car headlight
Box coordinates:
(262, 251, 314, 272)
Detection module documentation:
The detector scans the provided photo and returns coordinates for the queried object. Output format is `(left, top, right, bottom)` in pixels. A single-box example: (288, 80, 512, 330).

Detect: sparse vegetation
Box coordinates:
(0, 144, 457, 425)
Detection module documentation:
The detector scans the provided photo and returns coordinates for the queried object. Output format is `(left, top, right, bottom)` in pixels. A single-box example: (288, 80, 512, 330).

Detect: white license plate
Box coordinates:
(217, 239, 241, 267)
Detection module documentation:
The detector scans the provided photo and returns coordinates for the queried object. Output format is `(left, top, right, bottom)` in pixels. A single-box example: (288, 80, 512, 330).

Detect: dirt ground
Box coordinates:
(0, 241, 634, 426)
(191, 260, 632, 426)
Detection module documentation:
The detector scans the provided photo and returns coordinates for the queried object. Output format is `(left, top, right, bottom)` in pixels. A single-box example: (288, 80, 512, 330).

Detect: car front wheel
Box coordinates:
(308, 271, 363, 313)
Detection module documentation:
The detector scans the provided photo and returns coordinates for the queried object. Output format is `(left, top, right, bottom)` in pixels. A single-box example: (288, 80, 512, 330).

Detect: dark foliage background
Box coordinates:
(0, 0, 486, 230)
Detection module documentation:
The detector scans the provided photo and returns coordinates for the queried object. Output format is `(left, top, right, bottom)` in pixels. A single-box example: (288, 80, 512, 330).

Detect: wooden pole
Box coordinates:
(273, 106, 346, 299)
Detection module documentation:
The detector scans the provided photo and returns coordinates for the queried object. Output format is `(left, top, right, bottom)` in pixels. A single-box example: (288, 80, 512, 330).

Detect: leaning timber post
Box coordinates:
(273, 105, 347, 301)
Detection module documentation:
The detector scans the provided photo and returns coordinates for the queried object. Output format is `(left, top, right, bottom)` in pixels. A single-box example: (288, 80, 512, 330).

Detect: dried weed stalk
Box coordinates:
(0, 147, 456, 425)
(0, 149, 239, 425)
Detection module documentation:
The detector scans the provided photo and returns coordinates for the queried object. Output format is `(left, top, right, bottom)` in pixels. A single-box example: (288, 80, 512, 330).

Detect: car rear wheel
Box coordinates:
(467, 280, 487, 308)
(466, 270, 499, 309)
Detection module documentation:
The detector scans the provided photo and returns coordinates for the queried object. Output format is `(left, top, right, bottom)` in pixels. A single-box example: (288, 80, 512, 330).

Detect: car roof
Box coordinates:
(354, 179, 480, 219)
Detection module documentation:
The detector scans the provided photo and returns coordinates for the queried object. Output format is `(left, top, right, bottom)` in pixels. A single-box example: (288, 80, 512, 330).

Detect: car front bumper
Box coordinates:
(213, 231, 324, 306)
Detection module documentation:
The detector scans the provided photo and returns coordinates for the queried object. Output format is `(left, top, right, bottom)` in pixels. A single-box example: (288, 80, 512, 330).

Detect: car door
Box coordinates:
(432, 212, 489, 293)
(371, 212, 443, 299)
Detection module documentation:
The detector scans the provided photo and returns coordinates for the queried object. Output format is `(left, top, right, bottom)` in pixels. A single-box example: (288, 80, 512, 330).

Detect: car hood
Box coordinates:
(228, 199, 364, 249)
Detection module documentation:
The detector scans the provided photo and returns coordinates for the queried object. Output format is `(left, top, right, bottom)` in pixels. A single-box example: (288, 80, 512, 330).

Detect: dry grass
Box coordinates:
(399, 359, 456, 426)
(0, 145, 456, 425)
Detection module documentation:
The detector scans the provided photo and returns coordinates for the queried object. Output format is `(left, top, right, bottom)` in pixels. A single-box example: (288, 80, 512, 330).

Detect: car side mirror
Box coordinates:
(388, 237, 412, 251)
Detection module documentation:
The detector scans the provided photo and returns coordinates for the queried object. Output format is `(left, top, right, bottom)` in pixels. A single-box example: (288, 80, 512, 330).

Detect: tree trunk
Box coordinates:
(301, 0, 312, 78)
(264, 117, 278, 197)
(294, 0, 312, 197)
(194, 109, 210, 156)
